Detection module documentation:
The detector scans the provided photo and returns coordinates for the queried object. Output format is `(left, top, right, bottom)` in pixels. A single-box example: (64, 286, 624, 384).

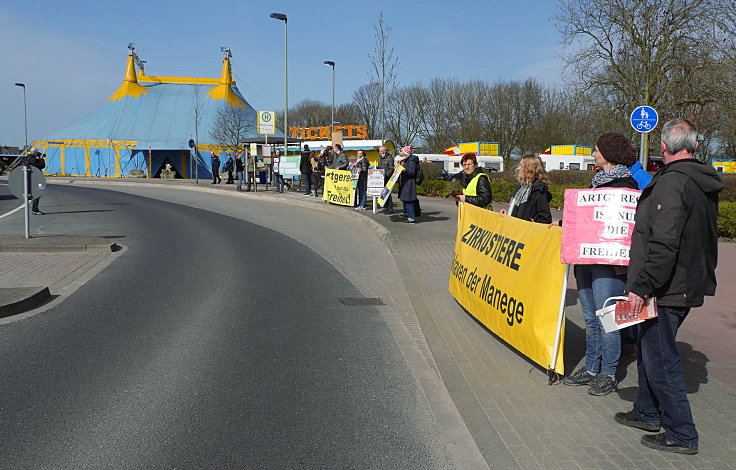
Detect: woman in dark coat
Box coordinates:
(397, 146, 420, 223)
(500, 154, 552, 223)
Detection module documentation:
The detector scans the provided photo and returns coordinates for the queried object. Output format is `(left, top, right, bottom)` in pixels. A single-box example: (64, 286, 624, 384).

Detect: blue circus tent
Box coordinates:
(35, 48, 282, 178)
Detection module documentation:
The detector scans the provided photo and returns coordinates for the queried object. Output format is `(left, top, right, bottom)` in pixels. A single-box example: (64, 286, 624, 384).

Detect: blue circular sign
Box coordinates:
(188, 139, 195, 149)
(630, 106, 659, 133)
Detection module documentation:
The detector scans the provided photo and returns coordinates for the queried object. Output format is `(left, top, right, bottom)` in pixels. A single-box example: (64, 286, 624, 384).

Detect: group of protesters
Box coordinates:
(456, 118, 722, 455)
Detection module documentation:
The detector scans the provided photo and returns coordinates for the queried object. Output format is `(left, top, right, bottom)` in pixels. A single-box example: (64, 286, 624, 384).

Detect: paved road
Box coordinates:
(0, 184, 454, 469)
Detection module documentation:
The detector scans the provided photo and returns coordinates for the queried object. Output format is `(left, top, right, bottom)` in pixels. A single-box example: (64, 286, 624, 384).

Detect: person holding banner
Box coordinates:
(377, 146, 395, 214)
(562, 132, 638, 396)
(500, 154, 552, 223)
(329, 144, 349, 170)
(455, 153, 493, 210)
(397, 146, 420, 223)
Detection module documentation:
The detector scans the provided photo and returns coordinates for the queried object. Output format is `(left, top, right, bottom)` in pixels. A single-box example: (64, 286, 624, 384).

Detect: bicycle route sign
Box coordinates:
(630, 106, 658, 133)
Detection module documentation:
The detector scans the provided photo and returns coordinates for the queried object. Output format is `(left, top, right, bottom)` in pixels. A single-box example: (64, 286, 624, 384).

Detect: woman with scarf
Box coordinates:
(562, 132, 638, 396)
(500, 154, 552, 223)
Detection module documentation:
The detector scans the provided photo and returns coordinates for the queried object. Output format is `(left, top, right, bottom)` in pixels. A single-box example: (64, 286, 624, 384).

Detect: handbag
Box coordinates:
(596, 296, 658, 333)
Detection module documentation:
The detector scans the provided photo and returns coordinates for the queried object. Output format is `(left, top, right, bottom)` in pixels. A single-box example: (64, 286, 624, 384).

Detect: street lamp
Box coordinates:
(14, 83, 27, 151)
(324, 61, 335, 138)
(271, 12, 288, 160)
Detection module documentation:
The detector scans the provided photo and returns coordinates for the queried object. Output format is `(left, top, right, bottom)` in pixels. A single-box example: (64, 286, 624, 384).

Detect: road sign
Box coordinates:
(258, 111, 276, 135)
(188, 139, 195, 149)
(8, 166, 46, 200)
(630, 106, 659, 133)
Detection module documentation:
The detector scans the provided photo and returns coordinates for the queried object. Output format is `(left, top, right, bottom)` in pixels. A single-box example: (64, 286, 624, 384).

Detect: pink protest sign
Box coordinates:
(561, 188, 641, 265)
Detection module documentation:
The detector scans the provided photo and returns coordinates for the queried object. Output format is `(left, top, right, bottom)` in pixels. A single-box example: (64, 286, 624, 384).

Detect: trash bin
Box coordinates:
(258, 170, 266, 184)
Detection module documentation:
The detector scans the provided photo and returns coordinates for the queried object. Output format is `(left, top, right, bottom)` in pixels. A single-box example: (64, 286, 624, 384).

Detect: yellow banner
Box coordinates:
(323, 168, 355, 206)
(449, 203, 567, 373)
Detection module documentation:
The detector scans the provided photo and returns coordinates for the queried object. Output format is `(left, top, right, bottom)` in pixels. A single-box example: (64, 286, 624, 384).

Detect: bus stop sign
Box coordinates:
(630, 106, 659, 133)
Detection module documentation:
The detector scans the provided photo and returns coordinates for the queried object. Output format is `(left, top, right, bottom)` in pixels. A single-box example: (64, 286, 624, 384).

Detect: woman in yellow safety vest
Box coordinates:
(455, 153, 493, 209)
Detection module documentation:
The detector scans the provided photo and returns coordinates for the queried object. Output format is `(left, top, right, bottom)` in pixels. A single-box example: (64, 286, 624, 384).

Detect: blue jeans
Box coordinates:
(236, 171, 243, 188)
(574, 264, 625, 376)
(403, 201, 416, 219)
(302, 173, 312, 194)
(357, 178, 367, 208)
(274, 174, 284, 191)
(633, 306, 698, 448)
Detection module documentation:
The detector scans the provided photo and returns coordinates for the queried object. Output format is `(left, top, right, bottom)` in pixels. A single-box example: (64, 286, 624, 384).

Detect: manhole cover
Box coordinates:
(339, 297, 385, 306)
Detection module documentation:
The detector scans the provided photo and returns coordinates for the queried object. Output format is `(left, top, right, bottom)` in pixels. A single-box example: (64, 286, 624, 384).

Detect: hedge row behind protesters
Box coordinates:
(615, 119, 723, 455)
(455, 153, 493, 210)
(562, 132, 638, 396)
(500, 154, 551, 223)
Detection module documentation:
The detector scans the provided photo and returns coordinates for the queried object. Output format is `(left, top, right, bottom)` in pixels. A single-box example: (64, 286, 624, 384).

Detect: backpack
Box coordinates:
(415, 162, 424, 185)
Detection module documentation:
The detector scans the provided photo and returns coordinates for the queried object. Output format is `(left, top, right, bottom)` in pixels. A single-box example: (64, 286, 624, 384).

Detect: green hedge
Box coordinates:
(718, 202, 736, 239)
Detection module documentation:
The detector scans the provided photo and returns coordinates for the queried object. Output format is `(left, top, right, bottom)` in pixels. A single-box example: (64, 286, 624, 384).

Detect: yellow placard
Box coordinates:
(449, 203, 567, 373)
(377, 165, 404, 207)
(323, 168, 355, 206)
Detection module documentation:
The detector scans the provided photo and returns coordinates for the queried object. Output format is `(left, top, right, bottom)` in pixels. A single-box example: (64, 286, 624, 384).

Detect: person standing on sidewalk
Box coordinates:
(562, 133, 638, 396)
(329, 144, 349, 170)
(353, 150, 369, 211)
(499, 154, 551, 223)
(223, 154, 235, 184)
(19, 148, 46, 215)
(211, 152, 221, 184)
(311, 147, 329, 197)
(245, 153, 256, 192)
(235, 152, 245, 191)
(614, 119, 723, 455)
(300, 144, 313, 195)
(377, 145, 394, 214)
(273, 149, 284, 192)
(455, 153, 493, 210)
(397, 146, 420, 223)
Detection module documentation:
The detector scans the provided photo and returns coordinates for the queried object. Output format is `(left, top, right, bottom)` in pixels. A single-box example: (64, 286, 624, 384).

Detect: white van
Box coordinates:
(538, 154, 595, 171)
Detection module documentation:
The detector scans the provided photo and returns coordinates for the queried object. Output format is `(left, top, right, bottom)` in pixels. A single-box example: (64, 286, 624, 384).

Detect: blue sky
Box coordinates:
(0, 0, 563, 147)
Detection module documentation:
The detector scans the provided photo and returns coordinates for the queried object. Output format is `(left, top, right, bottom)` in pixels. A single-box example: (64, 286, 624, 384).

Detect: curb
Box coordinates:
(0, 287, 51, 318)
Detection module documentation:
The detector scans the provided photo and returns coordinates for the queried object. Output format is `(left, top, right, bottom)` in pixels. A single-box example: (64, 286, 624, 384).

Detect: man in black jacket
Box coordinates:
(19, 148, 46, 215)
(300, 144, 312, 195)
(377, 145, 394, 213)
(614, 119, 723, 455)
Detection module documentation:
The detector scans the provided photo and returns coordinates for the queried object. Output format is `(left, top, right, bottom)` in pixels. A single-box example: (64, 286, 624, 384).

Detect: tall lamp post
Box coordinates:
(271, 12, 288, 161)
(323, 61, 335, 138)
(14, 83, 28, 151)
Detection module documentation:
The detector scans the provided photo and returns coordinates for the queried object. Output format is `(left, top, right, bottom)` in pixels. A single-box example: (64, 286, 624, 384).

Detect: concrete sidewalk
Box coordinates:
(2, 177, 734, 469)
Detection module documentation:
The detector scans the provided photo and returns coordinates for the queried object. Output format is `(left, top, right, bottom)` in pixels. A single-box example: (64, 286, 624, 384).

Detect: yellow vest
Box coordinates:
(463, 173, 493, 210)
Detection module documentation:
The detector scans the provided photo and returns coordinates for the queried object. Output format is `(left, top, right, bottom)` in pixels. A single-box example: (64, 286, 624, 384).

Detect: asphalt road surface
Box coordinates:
(0, 183, 450, 469)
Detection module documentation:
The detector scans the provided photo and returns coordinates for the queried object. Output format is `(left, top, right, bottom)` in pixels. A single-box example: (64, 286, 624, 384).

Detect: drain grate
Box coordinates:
(340, 297, 385, 306)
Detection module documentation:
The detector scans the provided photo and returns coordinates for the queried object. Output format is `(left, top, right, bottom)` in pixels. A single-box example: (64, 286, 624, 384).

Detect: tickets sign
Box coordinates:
(560, 188, 641, 265)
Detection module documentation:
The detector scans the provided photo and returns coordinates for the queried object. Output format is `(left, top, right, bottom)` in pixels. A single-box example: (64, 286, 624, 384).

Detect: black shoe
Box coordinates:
(641, 433, 697, 454)
(398, 213, 408, 218)
(32, 210, 44, 215)
(562, 367, 597, 386)
(614, 411, 660, 432)
(588, 373, 617, 395)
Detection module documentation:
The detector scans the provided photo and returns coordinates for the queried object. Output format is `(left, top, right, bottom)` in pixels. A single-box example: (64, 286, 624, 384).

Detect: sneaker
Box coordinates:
(614, 411, 660, 432)
(398, 213, 408, 218)
(562, 367, 597, 386)
(32, 210, 44, 215)
(354, 206, 365, 211)
(588, 373, 617, 396)
(303, 193, 311, 196)
(641, 433, 697, 455)
(405, 218, 416, 223)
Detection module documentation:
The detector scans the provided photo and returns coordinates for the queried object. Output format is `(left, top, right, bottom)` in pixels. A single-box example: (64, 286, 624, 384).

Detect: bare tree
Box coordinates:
(555, 0, 716, 166)
(209, 105, 254, 150)
(385, 84, 425, 148)
(352, 82, 382, 139)
(368, 12, 399, 142)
